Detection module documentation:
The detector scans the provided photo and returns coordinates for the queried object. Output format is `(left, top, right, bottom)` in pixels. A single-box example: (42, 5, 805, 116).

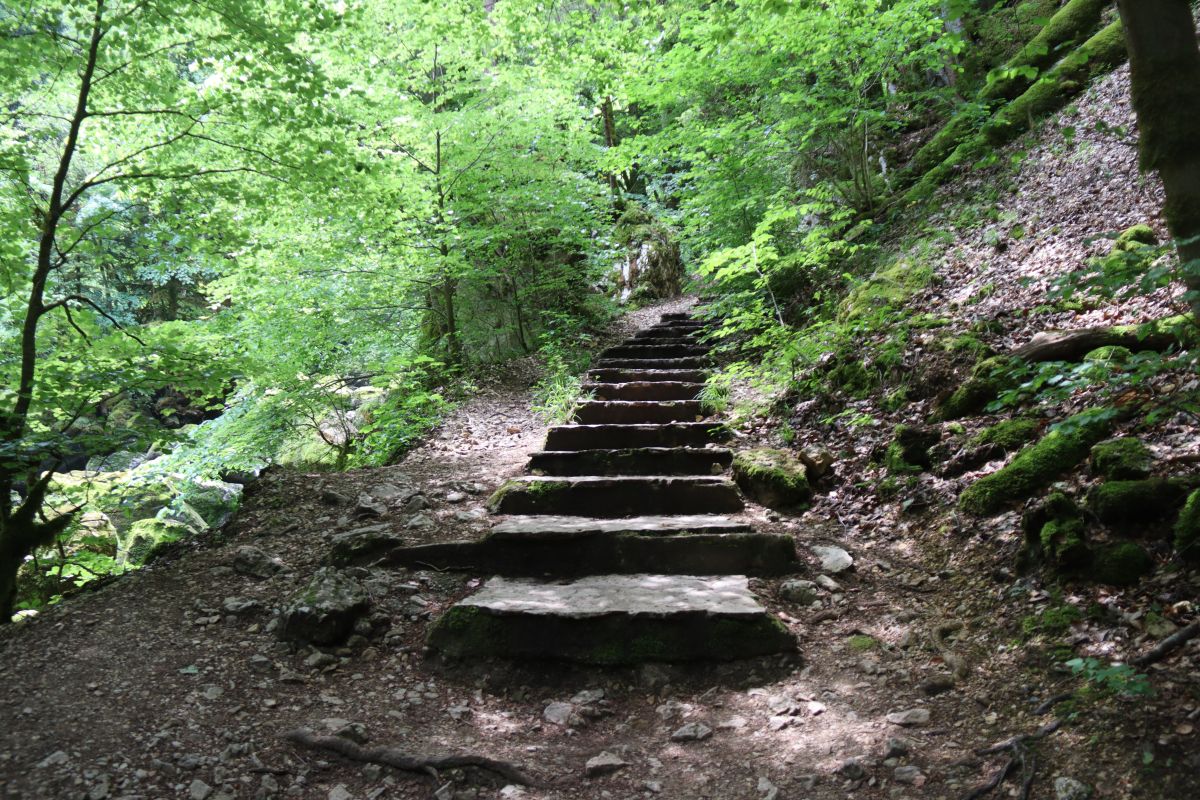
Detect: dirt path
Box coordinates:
(1, 295, 1192, 800)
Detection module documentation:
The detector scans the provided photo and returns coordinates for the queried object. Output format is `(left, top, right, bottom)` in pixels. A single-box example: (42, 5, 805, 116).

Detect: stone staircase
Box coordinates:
(421, 312, 799, 665)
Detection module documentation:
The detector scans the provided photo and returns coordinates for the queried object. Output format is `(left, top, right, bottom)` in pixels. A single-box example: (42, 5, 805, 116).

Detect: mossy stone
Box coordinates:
(842, 260, 934, 320)
(1115, 224, 1157, 251)
(1090, 541, 1154, 586)
(732, 449, 812, 510)
(1083, 345, 1133, 364)
(933, 356, 1021, 421)
(1173, 490, 1200, 563)
(959, 412, 1112, 516)
(886, 425, 939, 473)
(972, 418, 1042, 451)
(120, 517, 192, 566)
(1089, 438, 1153, 481)
(1086, 478, 1187, 527)
(1021, 491, 1090, 571)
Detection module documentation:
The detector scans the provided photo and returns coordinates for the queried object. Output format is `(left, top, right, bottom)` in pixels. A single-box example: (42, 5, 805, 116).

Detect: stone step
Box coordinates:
(543, 421, 726, 450)
(592, 357, 710, 370)
(602, 344, 710, 359)
(487, 475, 743, 516)
(528, 447, 732, 476)
(572, 400, 705, 425)
(661, 312, 700, 322)
(427, 574, 795, 664)
(382, 525, 797, 577)
(582, 381, 706, 401)
(634, 327, 702, 339)
(617, 336, 698, 346)
(587, 368, 709, 384)
(492, 514, 751, 536)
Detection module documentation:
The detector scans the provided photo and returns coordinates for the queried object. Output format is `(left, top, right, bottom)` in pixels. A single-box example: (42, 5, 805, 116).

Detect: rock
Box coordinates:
(327, 785, 354, 800)
(815, 574, 841, 591)
(179, 479, 243, 528)
(454, 510, 485, 522)
(656, 700, 693, 720)
(670, 722, 713, 742)
(571, 688, 606, 706)
(367, 482, 418, 505)
(641, 781, 663, 794)
(1054, 776, 1092, 800)
(894, 765, 923, 784)
(87, 774, 110, 800)
(811, 545, 853, 573)
(223, 597, 261, 615)
(36, 750, 69, 768)
(732, 449, 812, 510)
(189, 779, 213, 800)
(757, 776, 779, 800)
(355, 493, 387, 518)
(1087, 478, 1187, 527)
(1090, 541, 1154, 586)
(885, 424, 940, 473)
(279, 568, 369, 645)
(1090, 437, 1153, 481)
(401, 494, 431, 513)
(779, 580, 819, 605)
(119, 517, 193, 566)
(445, 491, 466, 503)
(328, 525, 403, 566)
(884, 737, 911, 759)
(920, 675, 955, 695)
(837, 758, 865, 780)
(405, 514, 435, 530)
(887, 708, 930, 726)
(321, 489, 351, 506)
(799, 446, 834, 479)
(233, 546, 283, 578)
(1175, 489, 1200, 563)
(584, 751, 629, 778)
(543, 701, 581, 727)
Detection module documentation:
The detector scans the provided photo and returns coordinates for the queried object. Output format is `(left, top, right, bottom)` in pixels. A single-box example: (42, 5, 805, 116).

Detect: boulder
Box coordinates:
(329, 525, 404, 566)
(732, 449, 812, 510)
(232, 546, 284, 578)
(279, 568, 369, 645)
(119, 518, 193, 566)
(178, 480, 243, 528)
(1089, 438, 1153, 481)
(1174, 489, 1200, 563)
(885, 425, 940, 473)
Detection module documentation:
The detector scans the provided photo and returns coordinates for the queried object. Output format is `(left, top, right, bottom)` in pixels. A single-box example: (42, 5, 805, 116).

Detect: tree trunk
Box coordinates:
(1116, 0, 1200, 315)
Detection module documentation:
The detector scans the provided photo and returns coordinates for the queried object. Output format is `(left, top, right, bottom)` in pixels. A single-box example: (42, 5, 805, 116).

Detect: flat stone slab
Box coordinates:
(544, 422, 727, 450)
(593, 357, 710, 370)
(602, 344, 709, 359)
(573, 401, 704, 425)
(491, 514, 751, 536)
(382, 529, 798, 577)
(487, 475, 744, 516)
(582, 382, 707, 402)
(587, 368, 709, 384)
(427, 574, 795, 664)
(528, 447, 733, 476)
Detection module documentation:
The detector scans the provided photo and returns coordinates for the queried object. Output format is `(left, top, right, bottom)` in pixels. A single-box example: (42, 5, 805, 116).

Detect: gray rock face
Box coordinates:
(279, 568, 369, 645)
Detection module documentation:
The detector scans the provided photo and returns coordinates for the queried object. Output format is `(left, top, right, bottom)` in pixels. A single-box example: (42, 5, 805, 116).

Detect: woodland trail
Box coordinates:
(0, 299, 1140, 800)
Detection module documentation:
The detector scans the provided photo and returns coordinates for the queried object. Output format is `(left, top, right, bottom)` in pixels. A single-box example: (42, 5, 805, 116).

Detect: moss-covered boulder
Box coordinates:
(1089, 438, 1153, 481)
(885, 425, 940, 473)
(1021, 492, 1090, 571)
(1173, 490, 1200, 563)
(1086, 478, 1187, 528)
(1083, 345, 1133, 365)
(177, 479, 243, 528)
(932, 356, 1021, 421)
(959, 412, 1112, 516)
(1090, 541, 1154, 586)
(842, 260, 933, 320)
(1115, 224, 1157, 251)
(119, 518, 192, 566)
(732, 449, 812, 510)
(972, 418, 1042, 451)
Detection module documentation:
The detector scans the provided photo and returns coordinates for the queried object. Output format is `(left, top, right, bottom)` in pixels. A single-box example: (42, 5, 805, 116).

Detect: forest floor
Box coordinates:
(3, 64, 1200, 800)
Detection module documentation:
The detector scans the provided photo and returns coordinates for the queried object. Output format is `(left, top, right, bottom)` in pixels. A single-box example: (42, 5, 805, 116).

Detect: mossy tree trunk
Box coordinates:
(1116, 0, 1200, 316)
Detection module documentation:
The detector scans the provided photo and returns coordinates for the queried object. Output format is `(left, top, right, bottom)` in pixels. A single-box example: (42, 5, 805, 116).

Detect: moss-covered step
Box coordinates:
(487, 475, 744, 516)
(573, 400, 705, 425)
(661, 313, 699, 322)
(543, 422, 727, 450)
(593, 357, 711, 370)
(615, 336, 700, 346)
(427, 574, 795, 664)
(601, 344, 711, 359)
(382, 528, 797, 577)
(588, 368, 709, 384)
(528, 447, 733, 476)
(582, 381, 707, 402)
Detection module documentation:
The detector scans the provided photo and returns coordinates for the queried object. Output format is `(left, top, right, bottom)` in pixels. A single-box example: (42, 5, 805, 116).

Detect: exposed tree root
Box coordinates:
(1133, 621, 1200, 667)
(961, 719, 1062, 800)
(282, 728, 542, 787)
